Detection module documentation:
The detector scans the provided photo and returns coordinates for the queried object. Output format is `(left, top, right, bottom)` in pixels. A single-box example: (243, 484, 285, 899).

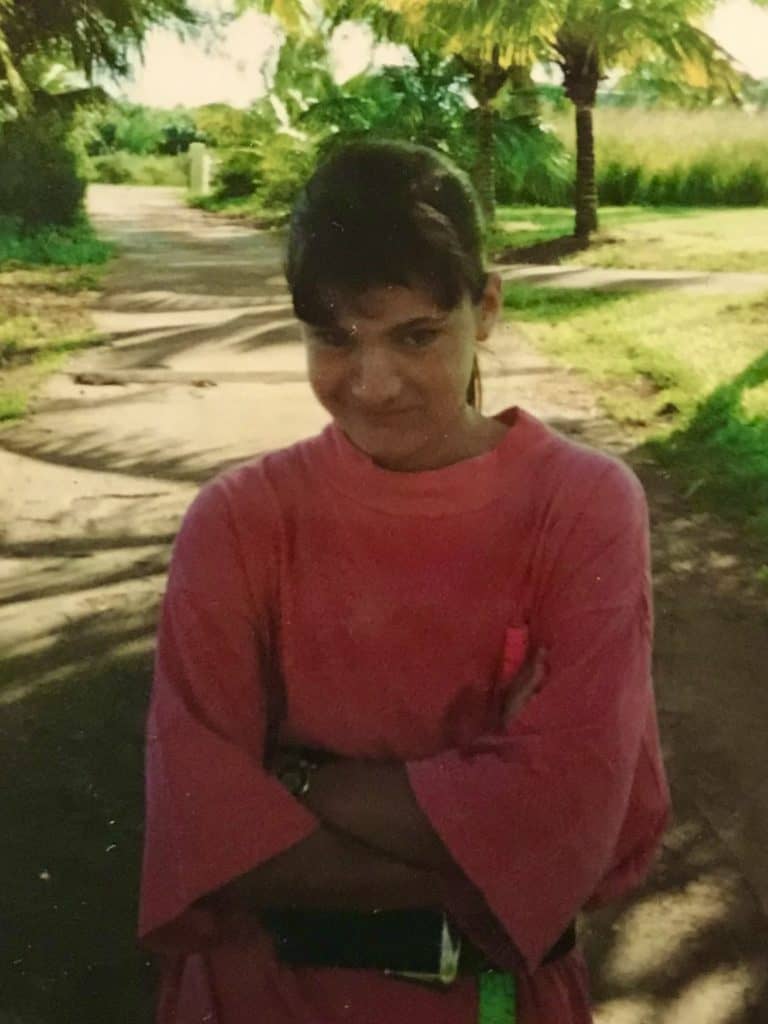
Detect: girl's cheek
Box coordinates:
(307, 351, 346, 401)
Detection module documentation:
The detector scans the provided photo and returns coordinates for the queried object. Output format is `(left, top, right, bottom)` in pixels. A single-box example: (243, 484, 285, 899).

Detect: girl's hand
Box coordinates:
(503, 647, 549, 726)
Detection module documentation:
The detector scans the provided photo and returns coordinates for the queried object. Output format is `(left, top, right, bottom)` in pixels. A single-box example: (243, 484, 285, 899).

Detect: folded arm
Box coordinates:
(289, 649, 544, 871)
(207, 822, 446, 914)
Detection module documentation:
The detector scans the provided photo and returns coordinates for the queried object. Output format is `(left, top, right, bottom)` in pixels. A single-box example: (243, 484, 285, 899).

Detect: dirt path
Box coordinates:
(497, 264, 768, 294)
(1, 185, 766, 1023)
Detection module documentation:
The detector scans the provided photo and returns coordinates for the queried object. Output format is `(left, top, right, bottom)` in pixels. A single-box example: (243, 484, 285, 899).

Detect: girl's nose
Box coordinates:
(349, 344, 403, 405)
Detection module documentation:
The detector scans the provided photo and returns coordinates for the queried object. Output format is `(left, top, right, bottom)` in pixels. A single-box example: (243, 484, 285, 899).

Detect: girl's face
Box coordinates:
(304, 274, 501, 471)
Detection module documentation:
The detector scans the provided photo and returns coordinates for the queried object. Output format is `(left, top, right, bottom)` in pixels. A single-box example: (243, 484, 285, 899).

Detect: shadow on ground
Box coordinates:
(3, 426, 768, 1023)
(1, 603, 159, 1024)
(2, 186, 767, 1023)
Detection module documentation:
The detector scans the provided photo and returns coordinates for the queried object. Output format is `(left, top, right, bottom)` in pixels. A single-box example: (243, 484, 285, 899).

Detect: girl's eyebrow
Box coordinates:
(389, 314, 447, 333)
(308, 323, 350, 337)
(308, 313, 447, 338)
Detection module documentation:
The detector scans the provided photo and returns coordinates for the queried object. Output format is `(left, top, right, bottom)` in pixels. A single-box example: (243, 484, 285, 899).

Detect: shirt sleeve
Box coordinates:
(406, 459, 666, 973)
(138, 473, 320, 953)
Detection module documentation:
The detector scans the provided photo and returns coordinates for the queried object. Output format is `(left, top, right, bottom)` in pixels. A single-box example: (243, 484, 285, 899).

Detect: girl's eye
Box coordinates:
(313, 331, 352, 349)
(401, 329, 439, 348)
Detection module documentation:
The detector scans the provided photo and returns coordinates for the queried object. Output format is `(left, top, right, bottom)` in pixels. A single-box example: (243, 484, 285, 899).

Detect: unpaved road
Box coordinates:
(1, 185, 767, 1022)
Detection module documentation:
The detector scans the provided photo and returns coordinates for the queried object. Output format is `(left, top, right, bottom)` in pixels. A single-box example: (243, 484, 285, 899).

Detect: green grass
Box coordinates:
(0, 221, 111, 422)
(493, 206, 768, 272)
(188, 191, 289, 227)
(87, 152, 189, 187)
(0, 217, 113, 267)
(503, 284, 768, 544)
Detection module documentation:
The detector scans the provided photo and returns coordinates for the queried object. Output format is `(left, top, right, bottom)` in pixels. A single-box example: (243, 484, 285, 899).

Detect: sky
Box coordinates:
(119, 0, 768, 109)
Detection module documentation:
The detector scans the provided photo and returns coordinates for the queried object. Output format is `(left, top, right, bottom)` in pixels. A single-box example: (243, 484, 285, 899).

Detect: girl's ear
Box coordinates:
(475, 272, 502, 342)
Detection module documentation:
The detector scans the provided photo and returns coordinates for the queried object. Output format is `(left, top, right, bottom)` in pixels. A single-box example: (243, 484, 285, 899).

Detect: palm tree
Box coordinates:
(0, 0, 27, 110)
(243, 0, 542, 221)
(547, 0, 743, 237)
(243, 0, 748, 236)
(0, 0, 197, 95)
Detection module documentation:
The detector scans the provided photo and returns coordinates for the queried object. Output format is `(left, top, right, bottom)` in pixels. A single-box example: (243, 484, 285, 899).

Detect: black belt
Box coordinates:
(261, 908, 576, 978)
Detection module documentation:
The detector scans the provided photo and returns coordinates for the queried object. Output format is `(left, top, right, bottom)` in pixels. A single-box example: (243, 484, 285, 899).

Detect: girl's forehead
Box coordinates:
(331, 284, 449, 328)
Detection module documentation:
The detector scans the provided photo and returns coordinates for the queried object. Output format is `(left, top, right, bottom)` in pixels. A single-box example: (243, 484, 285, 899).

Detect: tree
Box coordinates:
(336, 0, 749, 235)
(548, 0, 744, 237)
(0, 0, 196, 227)
(301, 51, 473, 157)
(0, 0, 197, 96)
(242, 0, 550, 221)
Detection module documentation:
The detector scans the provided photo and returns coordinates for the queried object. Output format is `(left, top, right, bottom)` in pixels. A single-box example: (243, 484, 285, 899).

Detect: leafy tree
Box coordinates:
(326, 0, 751, 235)
(158, 111, 201, 155)
(242, 0, 552, 221)
(547, 0, 744, 236)
(302, 51, 472, 155)
(271, 30, 336, 125)
(0, 97, 86, 225)
(0, 0, 197, 90)
(191, 102, 275, 148)
(0, 0, 197, 227)
(608, 57, 749, 109)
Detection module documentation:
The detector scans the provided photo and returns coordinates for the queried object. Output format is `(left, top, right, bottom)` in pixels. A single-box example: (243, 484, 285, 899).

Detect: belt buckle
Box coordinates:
(384, 913, 462, 986)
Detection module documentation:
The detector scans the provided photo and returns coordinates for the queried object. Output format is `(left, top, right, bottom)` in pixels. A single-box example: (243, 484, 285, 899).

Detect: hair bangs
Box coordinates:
(288, 201, 471, 326)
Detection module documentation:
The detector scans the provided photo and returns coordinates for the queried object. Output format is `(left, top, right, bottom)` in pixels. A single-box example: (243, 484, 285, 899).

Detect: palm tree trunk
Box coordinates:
(474, 98, 496, 224)
(574, 103, 598, 238)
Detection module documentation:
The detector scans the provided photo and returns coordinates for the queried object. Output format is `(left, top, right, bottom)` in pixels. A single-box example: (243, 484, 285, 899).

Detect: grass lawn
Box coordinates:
(503, 283, 768, 549)
(493, 206, 768, 273)
(0, 222, 112, 421)
(188, 191, 289, 228)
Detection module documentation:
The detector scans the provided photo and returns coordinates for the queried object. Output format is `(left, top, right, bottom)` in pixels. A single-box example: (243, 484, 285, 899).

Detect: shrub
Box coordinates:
(598, 161, 646, 205)
(212, 147, 263, 199)
(494, 119, 573, 206)
(258, 135, 316, 208)
(88, 153, 189, 186)
(725, 162, 768, 206)
(0, 107, 85, 227)
(0, 216, 111, 266)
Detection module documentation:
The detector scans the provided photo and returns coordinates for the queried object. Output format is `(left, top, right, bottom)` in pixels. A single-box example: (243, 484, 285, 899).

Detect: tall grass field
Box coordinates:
(545, 106, 768, 206)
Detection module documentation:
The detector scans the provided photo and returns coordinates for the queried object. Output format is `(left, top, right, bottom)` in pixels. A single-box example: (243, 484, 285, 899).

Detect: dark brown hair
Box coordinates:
(285, 140, 487, 408)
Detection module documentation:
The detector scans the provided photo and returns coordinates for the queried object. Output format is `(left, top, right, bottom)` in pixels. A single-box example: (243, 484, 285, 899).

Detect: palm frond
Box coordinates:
(0, 2, 29, 109)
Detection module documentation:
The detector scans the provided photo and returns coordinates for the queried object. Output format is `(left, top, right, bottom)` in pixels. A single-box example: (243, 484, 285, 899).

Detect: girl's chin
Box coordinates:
(344, 423, 429, 468)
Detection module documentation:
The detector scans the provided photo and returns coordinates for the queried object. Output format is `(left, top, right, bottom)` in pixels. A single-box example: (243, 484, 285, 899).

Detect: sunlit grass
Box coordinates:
(547, 106, 768, 207)
(188, 191, 289, 228)
(549, 106, 768, 175)
(0, 217, 112, 267)
(0, 222, 110, 422)
(493, 206, 768, 272)
(503, 284, 768, 543)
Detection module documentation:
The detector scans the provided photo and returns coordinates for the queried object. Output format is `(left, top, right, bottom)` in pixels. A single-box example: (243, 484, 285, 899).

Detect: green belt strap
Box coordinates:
(478, 971, 517, 1024)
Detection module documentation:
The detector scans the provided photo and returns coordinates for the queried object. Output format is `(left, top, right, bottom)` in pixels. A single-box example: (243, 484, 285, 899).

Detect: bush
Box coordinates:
(212, 147, 263, 199)
(212, 136, 315, 208)
(258, 134, 316, 208)
(0, 216, 112, 266)
(0, 107, 85, 227)
(494, 118, 573, 206)
(722, 162, 768, 206)
(88, 153, 189, 186)
(598, 161, 646, 205)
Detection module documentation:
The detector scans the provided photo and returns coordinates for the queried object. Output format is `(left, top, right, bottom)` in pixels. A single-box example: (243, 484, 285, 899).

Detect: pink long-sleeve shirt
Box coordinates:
(139, 405, 670, 1023)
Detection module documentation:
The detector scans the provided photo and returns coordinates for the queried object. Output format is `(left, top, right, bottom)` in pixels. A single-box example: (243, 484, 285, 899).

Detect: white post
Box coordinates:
(189, 142, 212, 195)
